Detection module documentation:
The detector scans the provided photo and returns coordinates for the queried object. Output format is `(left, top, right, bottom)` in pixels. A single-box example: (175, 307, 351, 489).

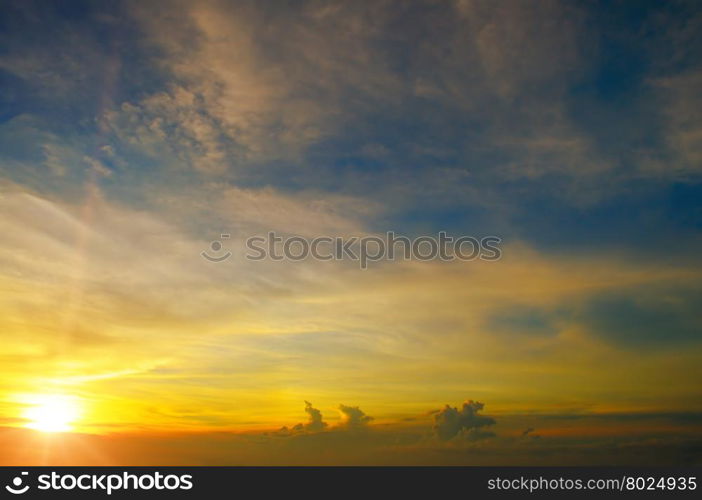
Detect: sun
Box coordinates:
(22, 394, 80, 433)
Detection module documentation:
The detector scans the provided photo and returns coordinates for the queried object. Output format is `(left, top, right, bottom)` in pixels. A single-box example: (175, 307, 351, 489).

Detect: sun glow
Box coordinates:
(22, 394, 80, 433)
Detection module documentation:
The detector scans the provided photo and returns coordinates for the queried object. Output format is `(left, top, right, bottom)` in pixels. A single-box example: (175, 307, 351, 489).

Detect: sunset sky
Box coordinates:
(0, 0, 701, 465)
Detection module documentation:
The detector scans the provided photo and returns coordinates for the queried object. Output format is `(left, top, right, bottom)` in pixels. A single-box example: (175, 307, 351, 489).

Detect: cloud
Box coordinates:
(578, 289, 702, 347)
(521, 427, 540, 439)
(122, 0, 404, 168)
(119, 0, 611, 193)
(301, 401, 327, 432)
(434, 400, 496, 441)
(211, 185, 377, 237)
(453, 0, 586, 99)
(652, 70, 702, 177)
(103, 86, 231, 174)
(1, 185, 700, 428)
(276, 401, 371, 436)
(3, 409, 701, 465)
(5, 0, 693, 213)
(83, 156, 113, 178)
(282, 401, 328, 434)
(338, 404, 373, 428)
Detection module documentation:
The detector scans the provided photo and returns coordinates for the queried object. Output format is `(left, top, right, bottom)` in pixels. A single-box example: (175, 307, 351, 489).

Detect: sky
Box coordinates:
(0, 0, 701, 465)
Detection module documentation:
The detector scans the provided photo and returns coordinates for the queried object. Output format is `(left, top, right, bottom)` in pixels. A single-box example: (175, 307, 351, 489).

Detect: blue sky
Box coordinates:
(2, 1, 701, 249)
